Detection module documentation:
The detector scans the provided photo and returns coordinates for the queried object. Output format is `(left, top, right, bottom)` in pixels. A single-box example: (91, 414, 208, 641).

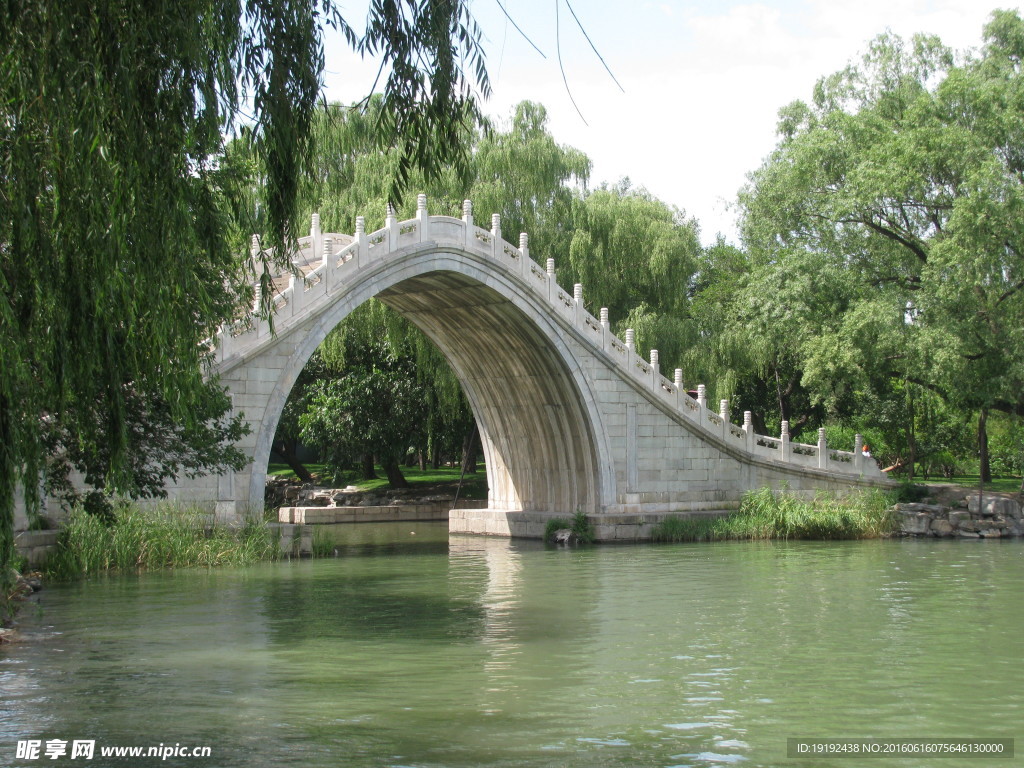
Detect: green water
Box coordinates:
(2, 523, 1022, 767)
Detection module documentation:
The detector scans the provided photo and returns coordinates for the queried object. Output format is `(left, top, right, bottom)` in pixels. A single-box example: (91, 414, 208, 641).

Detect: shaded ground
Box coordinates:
(918, 480, 1022, 507)
(267, 463, 488, 502)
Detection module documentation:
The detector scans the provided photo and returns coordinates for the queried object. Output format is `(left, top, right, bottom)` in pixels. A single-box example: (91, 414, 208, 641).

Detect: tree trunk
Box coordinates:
(461, 423, 479, 475)
(360, 453, 377, 480)
(774, 365, 788, 425)
(270, 441, 313, 483)
(418, 450, 427, 471)
(405, 451, 415, 468)
(382, 456, 409, 488)
(906, 386, 916, 481)
(979, 409, 991, 483)
(431, 443, 441, 470)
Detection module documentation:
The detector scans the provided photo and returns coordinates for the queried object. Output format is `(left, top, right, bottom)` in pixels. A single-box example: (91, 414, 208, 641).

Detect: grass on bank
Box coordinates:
(651, 487, 898, 543)
(267, 462, 489, 500)
(45, 504, 281, 580)
(543, 509, 596, 544)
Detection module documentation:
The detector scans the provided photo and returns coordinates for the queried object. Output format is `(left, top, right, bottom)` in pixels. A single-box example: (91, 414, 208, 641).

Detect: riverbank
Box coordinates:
(42, 504, 292, 581)
(650, 487, 897, 542)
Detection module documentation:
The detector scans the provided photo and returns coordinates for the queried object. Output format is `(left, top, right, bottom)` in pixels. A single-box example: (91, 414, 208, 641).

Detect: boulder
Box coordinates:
(966, 496, 1021, 518)
(552, 528, 578, 545)
(948, 509, 972, 527)
(896, 503, 946, 515)
(930, 519, 954, 537)
(899, 511, 932, 535)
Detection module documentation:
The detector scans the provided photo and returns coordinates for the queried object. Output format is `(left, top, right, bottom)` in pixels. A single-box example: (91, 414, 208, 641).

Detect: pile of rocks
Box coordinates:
(895, 495, 1023, 538)
(264, 476, 302, 508)
(268, 482, 457, 510)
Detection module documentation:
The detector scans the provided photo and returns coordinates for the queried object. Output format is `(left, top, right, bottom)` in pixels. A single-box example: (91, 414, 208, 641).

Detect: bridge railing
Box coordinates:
(213, 195, 879, 480)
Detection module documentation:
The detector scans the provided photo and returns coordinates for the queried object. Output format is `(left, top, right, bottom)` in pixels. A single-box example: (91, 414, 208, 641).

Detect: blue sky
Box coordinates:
(324, 1, 1024, 244)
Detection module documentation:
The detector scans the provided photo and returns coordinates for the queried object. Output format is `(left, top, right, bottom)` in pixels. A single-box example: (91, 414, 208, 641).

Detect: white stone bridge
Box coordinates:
(176, 195, 889, 540)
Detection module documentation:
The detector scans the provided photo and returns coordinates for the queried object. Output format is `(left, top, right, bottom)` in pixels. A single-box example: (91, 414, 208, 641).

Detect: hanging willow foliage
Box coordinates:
(0, 0, 489, 578)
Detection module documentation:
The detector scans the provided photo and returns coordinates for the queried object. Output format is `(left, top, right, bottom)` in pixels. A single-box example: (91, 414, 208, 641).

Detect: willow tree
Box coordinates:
(736, 11, 1024, 478)
(0, 0, 489, 579)
(252, 100, 591, 480)
(562, 181, 702, 375)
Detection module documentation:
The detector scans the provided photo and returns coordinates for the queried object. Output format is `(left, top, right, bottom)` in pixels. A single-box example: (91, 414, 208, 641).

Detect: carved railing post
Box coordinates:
(854, 433, 864, 472)
(386, 203, 398, 251)
(250, 234, 261, 315)
(818, 427, 828, 469)
(697, 384, 707, 410)
(355, 216, 366, 268)
(416, 193, 428, 241)
(310, 213, 321, 262)
(743, 411, 754, 450)
(323, 237, 334, 291)
(462, 199, 473, 248)
(781, 420, 791, 462)
(491, 213, 501, 260)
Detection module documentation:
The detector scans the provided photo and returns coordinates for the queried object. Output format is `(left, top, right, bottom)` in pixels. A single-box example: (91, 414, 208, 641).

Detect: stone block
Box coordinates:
(930, 519, 954, 537)
(899, 511, 931, 535)
(967, 496, 1021, 518)
(948, 509, 972, 526)
(614, 524, 639, 540)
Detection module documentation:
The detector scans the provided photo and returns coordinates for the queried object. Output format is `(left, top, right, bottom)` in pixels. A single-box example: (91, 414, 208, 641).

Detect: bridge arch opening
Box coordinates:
(246, 254, 609, 518)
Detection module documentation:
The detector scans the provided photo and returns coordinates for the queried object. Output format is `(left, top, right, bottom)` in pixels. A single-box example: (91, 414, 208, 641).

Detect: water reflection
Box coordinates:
(1, 533, 1022, 767)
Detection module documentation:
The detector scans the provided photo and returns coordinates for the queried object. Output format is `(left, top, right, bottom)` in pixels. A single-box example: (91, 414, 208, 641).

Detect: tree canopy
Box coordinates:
(0, 0, 490, 576)
(729, 10, 1024, 474)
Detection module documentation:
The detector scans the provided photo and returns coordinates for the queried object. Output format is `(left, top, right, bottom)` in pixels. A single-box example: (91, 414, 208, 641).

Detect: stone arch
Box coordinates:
(240, 248, 615, 517)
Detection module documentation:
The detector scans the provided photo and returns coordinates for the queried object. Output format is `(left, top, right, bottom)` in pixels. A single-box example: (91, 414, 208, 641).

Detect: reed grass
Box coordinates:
(651, 487, 898, 543)
(45, 503, 280, 580)
(311, 527, 336, 558)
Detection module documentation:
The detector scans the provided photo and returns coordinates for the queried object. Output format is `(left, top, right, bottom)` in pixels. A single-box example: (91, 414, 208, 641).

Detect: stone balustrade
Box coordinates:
(213, 196, 882, 482)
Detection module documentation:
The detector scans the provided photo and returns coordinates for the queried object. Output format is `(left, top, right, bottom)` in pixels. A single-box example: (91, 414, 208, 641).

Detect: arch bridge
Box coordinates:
(173, 196, 889, 540)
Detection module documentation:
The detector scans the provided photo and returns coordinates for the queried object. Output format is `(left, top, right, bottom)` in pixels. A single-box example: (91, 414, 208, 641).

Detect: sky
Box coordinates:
(322, 0, 1024, 245)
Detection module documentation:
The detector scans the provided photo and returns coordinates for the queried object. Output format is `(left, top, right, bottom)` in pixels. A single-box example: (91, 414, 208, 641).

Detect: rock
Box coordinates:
(552, 528, 578, 545)
(958, 530, 981, 538)
(896, 503, 946, 515)
(979, 529, 1003, 538)
(899, 511, 932, 535)
(1005, 499, 1023, 520)
(967, 496, 1021, 518)
(930, 519, 954, 537)
(948, 510, 972, 527)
